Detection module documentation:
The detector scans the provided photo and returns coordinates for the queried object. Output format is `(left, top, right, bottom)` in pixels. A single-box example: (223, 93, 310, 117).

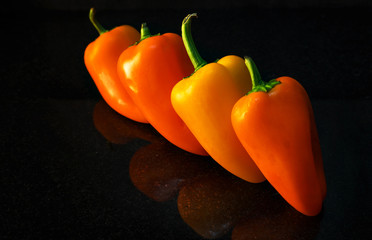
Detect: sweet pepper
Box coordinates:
(171, 13, 264, 183)
(84, 8, 147, 123)
(117, 22, 207, 156)
(231, 57, 327, 216)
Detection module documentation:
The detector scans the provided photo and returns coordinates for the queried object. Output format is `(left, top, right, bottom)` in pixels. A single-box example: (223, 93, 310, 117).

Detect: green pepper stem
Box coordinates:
(140, 23, 152, 41)
(134, 23, 160, 45)
(182, 13, 207, 72)
(244, 56, 281, 94)
(89, 8, 107, 35)
(245, 57, 264, 89)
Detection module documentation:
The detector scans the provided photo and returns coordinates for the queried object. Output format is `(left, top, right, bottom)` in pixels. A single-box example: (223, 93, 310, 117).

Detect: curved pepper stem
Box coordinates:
(245, 57, 281, 94)
(182, 13, 207, 72)
(89, 8, 108, 35)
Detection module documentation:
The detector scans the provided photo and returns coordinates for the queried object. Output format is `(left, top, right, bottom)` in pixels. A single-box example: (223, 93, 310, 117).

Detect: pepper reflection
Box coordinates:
(231, 195, 322, 240)
(93, 100, 321, 239)
(177, 170, 271, 239)
(93, 100, 162, 144)
(129, 142, 211, 202)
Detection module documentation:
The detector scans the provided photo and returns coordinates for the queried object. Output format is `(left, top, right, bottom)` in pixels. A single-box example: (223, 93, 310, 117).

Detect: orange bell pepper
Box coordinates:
(84, 8, 147, 123)
(231, 57, 327, 216)
(117, 22, 207, 156)
(171, 14, 264, 183)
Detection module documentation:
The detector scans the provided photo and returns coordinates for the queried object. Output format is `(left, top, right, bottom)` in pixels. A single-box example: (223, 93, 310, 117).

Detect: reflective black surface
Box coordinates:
(1, 6, 371, 240)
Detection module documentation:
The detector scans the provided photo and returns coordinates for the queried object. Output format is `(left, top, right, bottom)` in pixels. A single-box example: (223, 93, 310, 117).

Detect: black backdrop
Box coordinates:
(6, 0, 372, 10)
(2, 0, 371, 100)
(1, 1, 371, 239)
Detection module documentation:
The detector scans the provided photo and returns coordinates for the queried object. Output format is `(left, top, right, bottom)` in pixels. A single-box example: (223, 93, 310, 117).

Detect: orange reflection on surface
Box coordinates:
(129, 142, 211, 202)
(93, 100, 161, 144)
(92, 99, 321, 239)
(232, 194, 321, 240)
(177, 170, 269, 239)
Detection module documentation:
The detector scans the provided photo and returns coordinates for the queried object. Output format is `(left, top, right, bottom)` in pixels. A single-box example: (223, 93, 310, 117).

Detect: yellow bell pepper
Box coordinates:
(171, 13, 265, 183)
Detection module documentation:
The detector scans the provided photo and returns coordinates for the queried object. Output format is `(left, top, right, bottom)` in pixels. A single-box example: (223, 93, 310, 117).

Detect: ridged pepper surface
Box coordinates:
(231, 57, 327, 216)
(117, 23, 207, 156)
(84, 8, 147, 123)
(171, 14, 264, 183)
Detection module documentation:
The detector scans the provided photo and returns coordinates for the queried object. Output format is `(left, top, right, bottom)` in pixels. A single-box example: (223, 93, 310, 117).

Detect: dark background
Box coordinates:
(1, 0, 371, 239)
(5, 0, 372, 10)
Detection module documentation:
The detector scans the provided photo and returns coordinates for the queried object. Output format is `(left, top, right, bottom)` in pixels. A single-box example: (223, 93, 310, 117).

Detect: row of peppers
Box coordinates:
(84, 8, 326, 217)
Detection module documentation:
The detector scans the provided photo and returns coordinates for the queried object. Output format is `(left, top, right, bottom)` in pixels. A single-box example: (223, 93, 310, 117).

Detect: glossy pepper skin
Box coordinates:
(117, 23, 207, 156)
(84, 8, 147, 123)
(231, 57, 327, 216)
(171, 14, 265, 183)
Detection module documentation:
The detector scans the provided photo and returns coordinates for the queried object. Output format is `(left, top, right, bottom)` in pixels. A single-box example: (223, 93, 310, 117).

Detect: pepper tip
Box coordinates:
(183, 13, 198, 25)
